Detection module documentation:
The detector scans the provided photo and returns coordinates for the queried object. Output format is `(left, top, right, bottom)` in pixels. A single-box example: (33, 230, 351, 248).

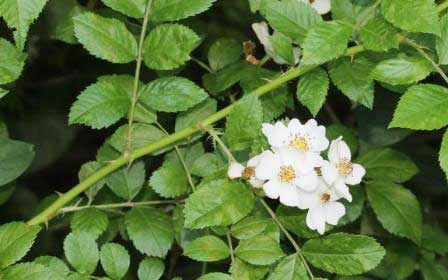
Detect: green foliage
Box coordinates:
(437, 14, 448, 65)
(198, 273, 234, 280)
(208, 38, 242, 72)
(0, 262, 64, 280)
(267, 254, 308, 280)
(101, 0, 147, 18)
(235, 235, 284, 265)
(106, 161, 146, 200)
(184, 235, 230, 261)
(151, 0, 218, 22)
(0, 222, 40, 268)
(137, 257, 165, 280)
(149, 163, 189, 198)
(0, 38, 26, 85)
(296, 67, 329, 116)
(0, 138, 34, 187)
(70, 208, 109, 239)
(34, 256, 70, 277)
(100, 243, 130, 280)
(360, 16, 400, 52)
(64, 232, 99, 275)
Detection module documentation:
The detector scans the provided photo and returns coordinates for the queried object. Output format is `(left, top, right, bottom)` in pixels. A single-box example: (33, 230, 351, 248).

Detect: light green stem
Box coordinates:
(60, 200, 180, 214)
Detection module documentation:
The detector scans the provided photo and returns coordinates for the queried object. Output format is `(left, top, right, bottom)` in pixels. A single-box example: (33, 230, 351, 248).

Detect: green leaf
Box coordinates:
(326, 124, 358, 154)
(331, 0, 376, 25)
(208, 38, 242, 71)
(0, 38, 26, 85)
(276, 205, 324, 238)
(149, 163, 189, 198)
(338, 187, 365, 226)
(137, 257, 165, 280)
(230, 258, 269, 280)
(0, 263, 64, 280)
(184, 235, 230, 262)
(301, 20, 353, 65)
(0, 138, 34, 186)
(67, 273, 90, 280)
(422, 225, 448, 255)
(0, 222, 40, 268)
(440, 123, 448, 179)
(139, 77, 208, 112)
(371, 241, 417, 280)
(142, 24, 200, 70)
(0, 0, 49, 50)
(101, 0, 146, 18)
(71, 208, 109, 239)
(46, 0, 84, 44)
(64, 232, 99, 274)
(302, 233, 386, 275)
(235, 235, 284, 265)
(79, 161, 106, 202)
(152, 0, 217, 22)
(360, 16, 400, 52)
(203, 61, 249, 94)
(356, 148, 418, 183)
(184, 179, 255, 229)
(296, 67, 329, 116)
(198, 273, 234, 280)
(267, 254, 308, 280)
(73, 12, 137, 63)
(390, 84, 448, 130)
(231, 216, 272, 240)
(260, 0, 322, 44)
(366, 181, 422, 244)
(437, 14, 448, 65)
(328, 56, 375, 108)
(191, 153, 225, 178)
(125, 207, 174, 257)
(34, 256, 70, 276)
(0, 88, 8, 99)
(420, 254, 448, 280)
(100, 243, 130, 280)
(69, 76, 131, 129)
(381, 0, 440, 36)
(106, 161, 146, 200)
(371, 54, 433, 85)
(270, 31, 297, 65)
(225, 95, 263, 151)
(175, 99, 217, 132)
(109, 124, 166, 153)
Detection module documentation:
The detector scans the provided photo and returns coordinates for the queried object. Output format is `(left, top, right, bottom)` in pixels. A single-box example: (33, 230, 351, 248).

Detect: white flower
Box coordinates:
(227, 154, 264, 188)
(302, 178, 346, 235)
(262, 119, 329, 168)
(300, 0, 331, 15)
(321, 137, 366, 202)
(255, 148, 319, 207)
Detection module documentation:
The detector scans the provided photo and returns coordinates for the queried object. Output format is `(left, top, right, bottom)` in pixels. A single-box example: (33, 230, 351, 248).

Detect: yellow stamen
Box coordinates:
(337, 161, 353, 176)
(242, 166, 255, 180)
(279, 165, 296, 183)
(320, 192, 331, 203)
(289, 136, 309, 152)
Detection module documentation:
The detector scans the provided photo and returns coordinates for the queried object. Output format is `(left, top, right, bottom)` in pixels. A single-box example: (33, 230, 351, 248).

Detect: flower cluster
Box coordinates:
(228, 119, 366, 234)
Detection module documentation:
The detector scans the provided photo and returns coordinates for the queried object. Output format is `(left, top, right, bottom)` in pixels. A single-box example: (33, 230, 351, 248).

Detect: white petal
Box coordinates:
(279, 184, 300, 207)
(321, 161, 338, 185)
(328, 137, 351, 162)
(324, 202, 346, 225)
(228, 162, 244, 179)
(311, 135, 329, 152)
(334, 179, 352, 202)
(337, 139, 352, 160)
(263, 179, 281, 199)
(296, 188, 320, 209)
(252, 22, 273, 52)
(304, 119, 318, 128)
(312, 0, 331, 14)
(345, 164, 366, 185)
(306, 206, 326, 235)
(288, 118, 303, 132)
(255, 150, 279, 180)
(267, 122, 289, 148)
(295, 171, 318, 192)
(262, 123, 274, 138)
(249, 178, 264, 188)
(247, 154, 262, 167)
(305, 152, 324, 169)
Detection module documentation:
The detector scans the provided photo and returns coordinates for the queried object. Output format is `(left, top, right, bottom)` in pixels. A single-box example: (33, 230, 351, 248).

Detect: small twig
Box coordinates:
(226, 228, 235, 264)
(59, 200, 181, 214)
(192, 57, 214, 73)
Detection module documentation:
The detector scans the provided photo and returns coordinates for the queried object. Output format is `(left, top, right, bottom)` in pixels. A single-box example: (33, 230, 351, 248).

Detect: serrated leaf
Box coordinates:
(267, 254, 308, 280)
(390, 84, 448, 130)
(175, 99, 217, 132)
(276, 205, 324, 238)
(0, 88, 8, 99)
(71, 208, 109, 239)
(260, 0, 322, 44)
(420, 254, 448, 280)
(64, 232, 99, 274)
(329, 56, 375, 108)
(0, 38, 26, 85)
(46, 0, 84, 44)
(149, 163, 189, 198)
(269, 31, 297, 65)
(0, 0, 49, 50)
(152, 0, 217, 22)
(0, 263, 64, 280)
(101, 0, 146, 18)
(0, 222, 40, 268)
(302, 20, 353, 65)
(100, 243, 130, 280)
(371, 54, 433, 85)
(184, 179, 255, 229)
(356, 148, 418, 183)
(69, 76, 130, 129)
(338, 187, 365, 226)
(0, 138, 34, 187)
(73, 12, 137, 63)
(79, 161, 106, 202)
(191, 153, 225, 177)
(198, 273, 234, 280)
(142, 24, 200, 70)
(34, 256, 70, 276)
(360, 16, 400, 52)
(139, 77, 208, 112)
(366, 181, 422, 244)
(137, 257, 165, 280)
(297, 67, 329, 116)
(302, 233, 385, 275)
(208, 38, 242, 71)
(203, 61, 250, 94)
(440, 129, 448, 180)
(371, 241, 417, 280)
(381, 0, 440, 36)
(106, 161, 145, 200)
(331, 0, 376, 25)
(109, 123, 166, 153)
(235, 235, 284, 266)
(225, 95, 263, 151)
(231, 216, 271, 240)
(422, 225, 448, 255)
(230, 258, 269, 280)
(67, 273, 90, 280)
(125, 207, 174, 257)
(184, 235, 229, 262)
(437, 14, 448, 65)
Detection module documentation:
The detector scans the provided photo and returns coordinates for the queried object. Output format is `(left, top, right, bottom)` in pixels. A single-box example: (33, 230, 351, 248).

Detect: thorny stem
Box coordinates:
(125, 0, 153, 162)
(226, 229, 235, 265)
(259, 198, 315, 279)
(205, 127, 237, 162)
(59, 200, 181, 214)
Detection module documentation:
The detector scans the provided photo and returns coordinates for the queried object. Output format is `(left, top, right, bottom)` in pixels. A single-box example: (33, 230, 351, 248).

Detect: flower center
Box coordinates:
(320, 192, 331, 203)
(278, 165, 296, 183)
(289, 135, 309, 152)
(337, 160, 353, 176)
(242, 166, 255, 180)
(314, 167, 322, 176)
